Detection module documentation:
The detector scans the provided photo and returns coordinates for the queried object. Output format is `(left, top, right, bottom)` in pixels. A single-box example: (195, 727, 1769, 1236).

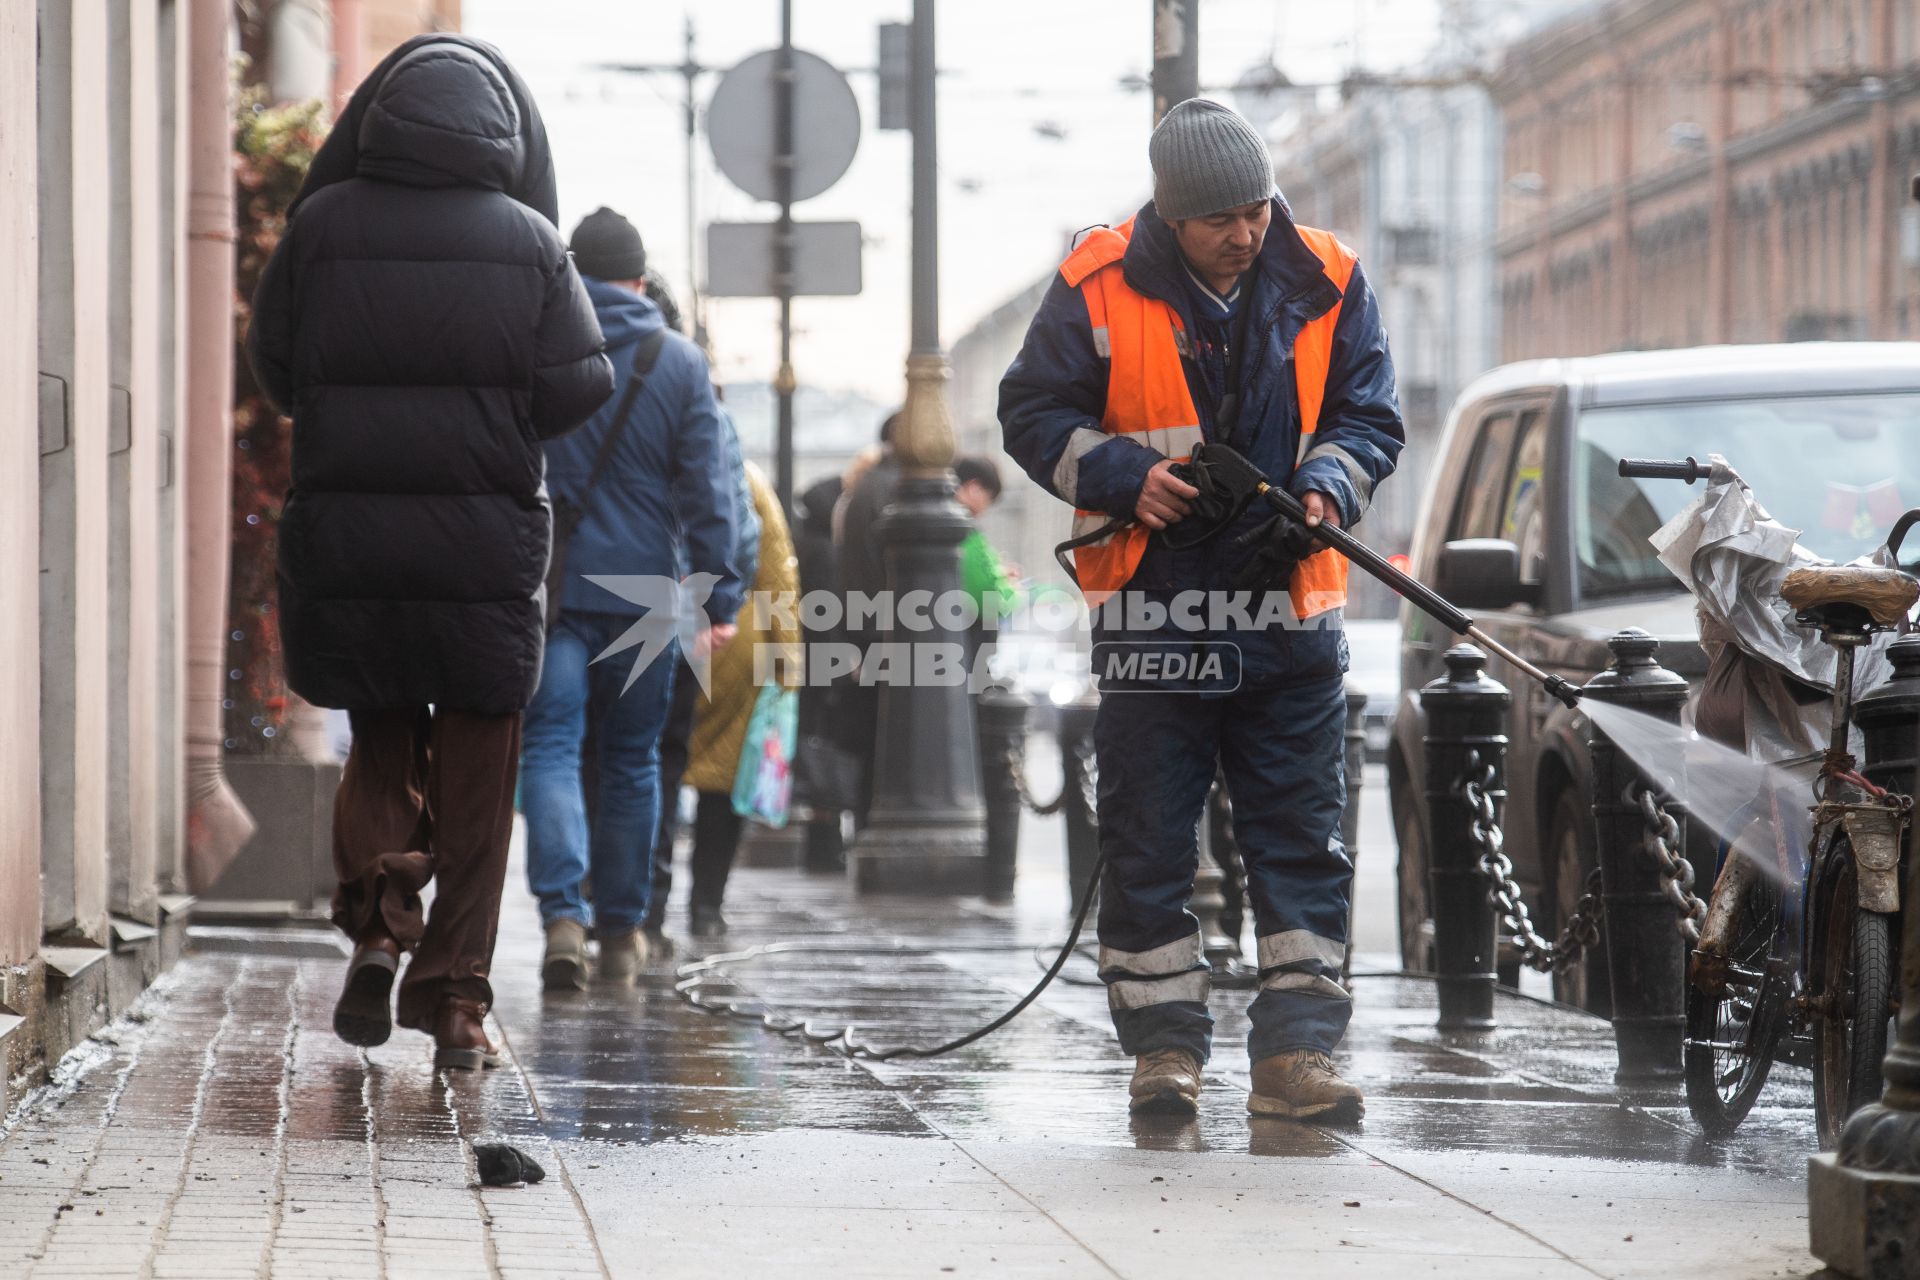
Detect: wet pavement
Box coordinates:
(0, 766, 1824, 1278)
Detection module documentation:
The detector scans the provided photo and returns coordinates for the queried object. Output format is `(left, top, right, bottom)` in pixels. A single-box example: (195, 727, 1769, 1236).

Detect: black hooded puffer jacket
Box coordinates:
(248, 37, 614, 714)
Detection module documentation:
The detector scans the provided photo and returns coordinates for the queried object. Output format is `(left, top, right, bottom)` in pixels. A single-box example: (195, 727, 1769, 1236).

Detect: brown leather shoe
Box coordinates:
(1247, 1049, 1364, 1123)
(333, 930, 400, 1048)
(1129, 1047, 1204, 1115)
(432, 997, 503, 1072)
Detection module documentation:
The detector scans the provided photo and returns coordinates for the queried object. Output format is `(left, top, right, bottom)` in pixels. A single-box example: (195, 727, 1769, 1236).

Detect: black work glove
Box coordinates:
(1228, 507, 1318, 592)
(1160, 444, 1265, 550)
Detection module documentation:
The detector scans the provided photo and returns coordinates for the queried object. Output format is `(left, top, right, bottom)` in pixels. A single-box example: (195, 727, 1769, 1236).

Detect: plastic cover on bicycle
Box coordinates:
(1649, 455, 1901, 762)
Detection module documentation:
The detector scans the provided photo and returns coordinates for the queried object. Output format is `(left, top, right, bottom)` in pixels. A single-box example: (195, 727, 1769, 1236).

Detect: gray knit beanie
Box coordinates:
(1149, 98, 1274, 221)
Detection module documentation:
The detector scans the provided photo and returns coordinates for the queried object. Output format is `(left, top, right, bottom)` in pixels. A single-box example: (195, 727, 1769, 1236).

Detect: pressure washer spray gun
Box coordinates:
(1059, 442, 1584, 709)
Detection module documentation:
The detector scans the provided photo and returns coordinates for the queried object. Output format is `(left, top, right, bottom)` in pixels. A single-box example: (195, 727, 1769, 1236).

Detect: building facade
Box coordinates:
(1, 0, 456, 1113)
(3, 0, 210, 1114)
(1496, 0, 1920, 360)
(1271, 79, 1507, 614)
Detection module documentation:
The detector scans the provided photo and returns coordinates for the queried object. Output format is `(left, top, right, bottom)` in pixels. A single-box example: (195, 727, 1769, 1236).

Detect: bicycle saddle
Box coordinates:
(1780, 563, 1920, 629)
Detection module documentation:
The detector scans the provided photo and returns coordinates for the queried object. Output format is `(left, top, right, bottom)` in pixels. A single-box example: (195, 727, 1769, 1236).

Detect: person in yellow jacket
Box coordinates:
(999, 100, 1404, 1123)
(673, 461, 802, 937)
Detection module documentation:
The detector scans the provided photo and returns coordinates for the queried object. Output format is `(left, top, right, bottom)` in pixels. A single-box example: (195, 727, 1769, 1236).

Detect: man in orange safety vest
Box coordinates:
(1000, 98, 1404, 1123)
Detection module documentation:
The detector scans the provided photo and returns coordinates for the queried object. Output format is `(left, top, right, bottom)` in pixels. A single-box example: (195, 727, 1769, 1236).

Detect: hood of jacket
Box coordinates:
(355, 42, 525, 192)
(583, 275, 666, 351)
(289, 35, 559, 223)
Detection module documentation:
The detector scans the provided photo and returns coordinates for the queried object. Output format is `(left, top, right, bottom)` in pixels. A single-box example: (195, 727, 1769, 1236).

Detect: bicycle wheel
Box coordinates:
(1812, 855, 1896, 1149)
(1684, 859, 1786, 1137)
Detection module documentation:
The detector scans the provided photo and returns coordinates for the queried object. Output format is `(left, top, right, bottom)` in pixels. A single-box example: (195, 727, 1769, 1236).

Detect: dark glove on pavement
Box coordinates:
(474, 1142, 548, 1187)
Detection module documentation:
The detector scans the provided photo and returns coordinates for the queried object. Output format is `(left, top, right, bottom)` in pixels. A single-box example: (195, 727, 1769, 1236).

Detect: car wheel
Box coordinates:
(1546, 787, 1612, 1017)
(1395, 795, 1435, 973)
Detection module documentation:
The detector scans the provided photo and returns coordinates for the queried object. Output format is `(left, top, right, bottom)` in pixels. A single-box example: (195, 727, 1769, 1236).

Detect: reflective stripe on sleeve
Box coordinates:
(1297, 440, 1376, 508)
(1051, 427, 1113, 505)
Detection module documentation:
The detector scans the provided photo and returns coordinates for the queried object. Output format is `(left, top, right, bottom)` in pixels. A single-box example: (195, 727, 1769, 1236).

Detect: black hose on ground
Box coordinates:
(674, 849, 1110, 1061)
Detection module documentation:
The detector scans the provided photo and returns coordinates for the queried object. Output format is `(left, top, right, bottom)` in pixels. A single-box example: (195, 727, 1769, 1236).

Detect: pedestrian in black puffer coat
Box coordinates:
(246, 35, 614, 1070)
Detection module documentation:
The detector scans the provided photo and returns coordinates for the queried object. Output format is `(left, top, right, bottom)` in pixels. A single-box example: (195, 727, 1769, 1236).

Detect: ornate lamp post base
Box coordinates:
(851, 824, 989, 896)
(1807, 1114, 1920, 1277)
(847, 355, 987, 897)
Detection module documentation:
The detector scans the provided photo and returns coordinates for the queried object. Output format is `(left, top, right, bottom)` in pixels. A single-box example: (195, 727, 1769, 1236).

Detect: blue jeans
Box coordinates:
(523, 610, 677, 934)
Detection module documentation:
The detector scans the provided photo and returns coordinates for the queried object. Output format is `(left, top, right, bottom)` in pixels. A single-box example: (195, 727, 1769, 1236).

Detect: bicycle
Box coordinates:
(1617, 457, 1919, 1147)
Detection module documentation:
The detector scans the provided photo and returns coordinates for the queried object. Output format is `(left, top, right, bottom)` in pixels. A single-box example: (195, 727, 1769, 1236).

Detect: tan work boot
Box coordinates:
(1247, 1049, 1364, 1123)
(542, 919, 590, 992)
(1129, 1047, 1204, 1115)
(596, 929, 650, 986)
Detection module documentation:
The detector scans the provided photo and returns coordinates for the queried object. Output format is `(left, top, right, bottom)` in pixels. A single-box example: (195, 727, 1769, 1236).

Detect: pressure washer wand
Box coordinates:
(1258, 483, 1582, 708)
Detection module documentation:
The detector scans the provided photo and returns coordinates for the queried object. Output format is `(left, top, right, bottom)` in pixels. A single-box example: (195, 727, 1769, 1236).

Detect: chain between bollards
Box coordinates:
(1630, 784, 1708, 947)
(1003, 736, 1070, 816)
(1000, 732, 1097, 820)
(1459, 750, 1603, 975)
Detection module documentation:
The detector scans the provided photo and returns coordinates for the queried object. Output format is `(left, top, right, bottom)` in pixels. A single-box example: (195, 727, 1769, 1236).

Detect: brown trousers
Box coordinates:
(332, 706, 522, 1031)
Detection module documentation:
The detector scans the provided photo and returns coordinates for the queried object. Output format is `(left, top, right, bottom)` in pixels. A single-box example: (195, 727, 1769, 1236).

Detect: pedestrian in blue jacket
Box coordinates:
(999, 99, 1403, 1123)
(524, 207, 743, 990)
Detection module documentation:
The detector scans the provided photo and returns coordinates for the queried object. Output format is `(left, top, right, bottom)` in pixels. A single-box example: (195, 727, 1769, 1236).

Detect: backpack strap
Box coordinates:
(577, 327, 668, 504)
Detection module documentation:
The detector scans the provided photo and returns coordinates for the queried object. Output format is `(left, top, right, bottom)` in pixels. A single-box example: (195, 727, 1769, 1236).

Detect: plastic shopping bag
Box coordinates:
(732, 683, 798, 827)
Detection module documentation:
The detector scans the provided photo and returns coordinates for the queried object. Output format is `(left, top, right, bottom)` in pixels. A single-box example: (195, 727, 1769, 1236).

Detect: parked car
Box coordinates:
(1342, 617, 1400, 763)
(1387, 343, 1920, 1013)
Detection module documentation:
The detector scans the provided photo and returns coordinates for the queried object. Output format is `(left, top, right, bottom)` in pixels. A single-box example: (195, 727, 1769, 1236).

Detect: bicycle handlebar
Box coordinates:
(1617, 457, 1709, 483)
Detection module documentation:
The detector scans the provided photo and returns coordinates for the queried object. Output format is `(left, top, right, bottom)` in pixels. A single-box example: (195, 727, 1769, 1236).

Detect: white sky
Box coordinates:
(463, 0, 1449, 401)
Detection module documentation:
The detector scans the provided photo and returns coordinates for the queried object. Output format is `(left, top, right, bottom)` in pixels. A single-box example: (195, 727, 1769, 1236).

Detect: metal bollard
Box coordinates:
(1206, 779, 1247, 956)
(1420, 644, 1507, 1031)
(1582, 628, 1688, 1085)
(975, 683, 1032, 905)
(1341, 679, 1367, 982)
(1857, 633, 1920, 798)
(1056, 695, 1102, 913)
(1193, 782, 1239, 965)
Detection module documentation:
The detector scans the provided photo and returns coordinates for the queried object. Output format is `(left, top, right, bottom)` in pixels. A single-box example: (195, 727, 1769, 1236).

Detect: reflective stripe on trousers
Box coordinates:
(1098, 929, 1210, 1010)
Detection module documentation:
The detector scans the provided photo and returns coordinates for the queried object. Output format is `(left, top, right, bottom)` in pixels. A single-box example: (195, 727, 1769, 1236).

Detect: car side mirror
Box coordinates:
(1436, 539, 1537, 611)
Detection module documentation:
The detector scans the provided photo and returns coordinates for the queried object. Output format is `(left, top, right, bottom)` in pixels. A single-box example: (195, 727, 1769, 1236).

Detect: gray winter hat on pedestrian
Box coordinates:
(569, 206, 647, 281)
(1148, 98, 1275, 222)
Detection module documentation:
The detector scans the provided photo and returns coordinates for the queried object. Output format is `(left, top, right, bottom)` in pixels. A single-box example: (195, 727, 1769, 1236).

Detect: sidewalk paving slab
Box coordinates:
(0, 801, 1824, 1278)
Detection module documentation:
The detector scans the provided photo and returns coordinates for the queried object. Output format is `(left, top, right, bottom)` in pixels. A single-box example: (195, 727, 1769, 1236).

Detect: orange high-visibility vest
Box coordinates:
(1060, 217, 1355, 617)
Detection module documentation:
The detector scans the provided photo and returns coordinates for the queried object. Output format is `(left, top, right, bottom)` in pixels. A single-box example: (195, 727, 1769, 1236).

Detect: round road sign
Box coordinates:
(708, 48, 861, 204)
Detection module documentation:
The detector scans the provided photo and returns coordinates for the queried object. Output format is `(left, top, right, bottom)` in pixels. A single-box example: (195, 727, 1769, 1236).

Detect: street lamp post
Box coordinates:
(1146, 0, 1239, 963)
(1150, 0, 1199, 122)
(848, 0, 988, 895)
(773, 0, 796, 513)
